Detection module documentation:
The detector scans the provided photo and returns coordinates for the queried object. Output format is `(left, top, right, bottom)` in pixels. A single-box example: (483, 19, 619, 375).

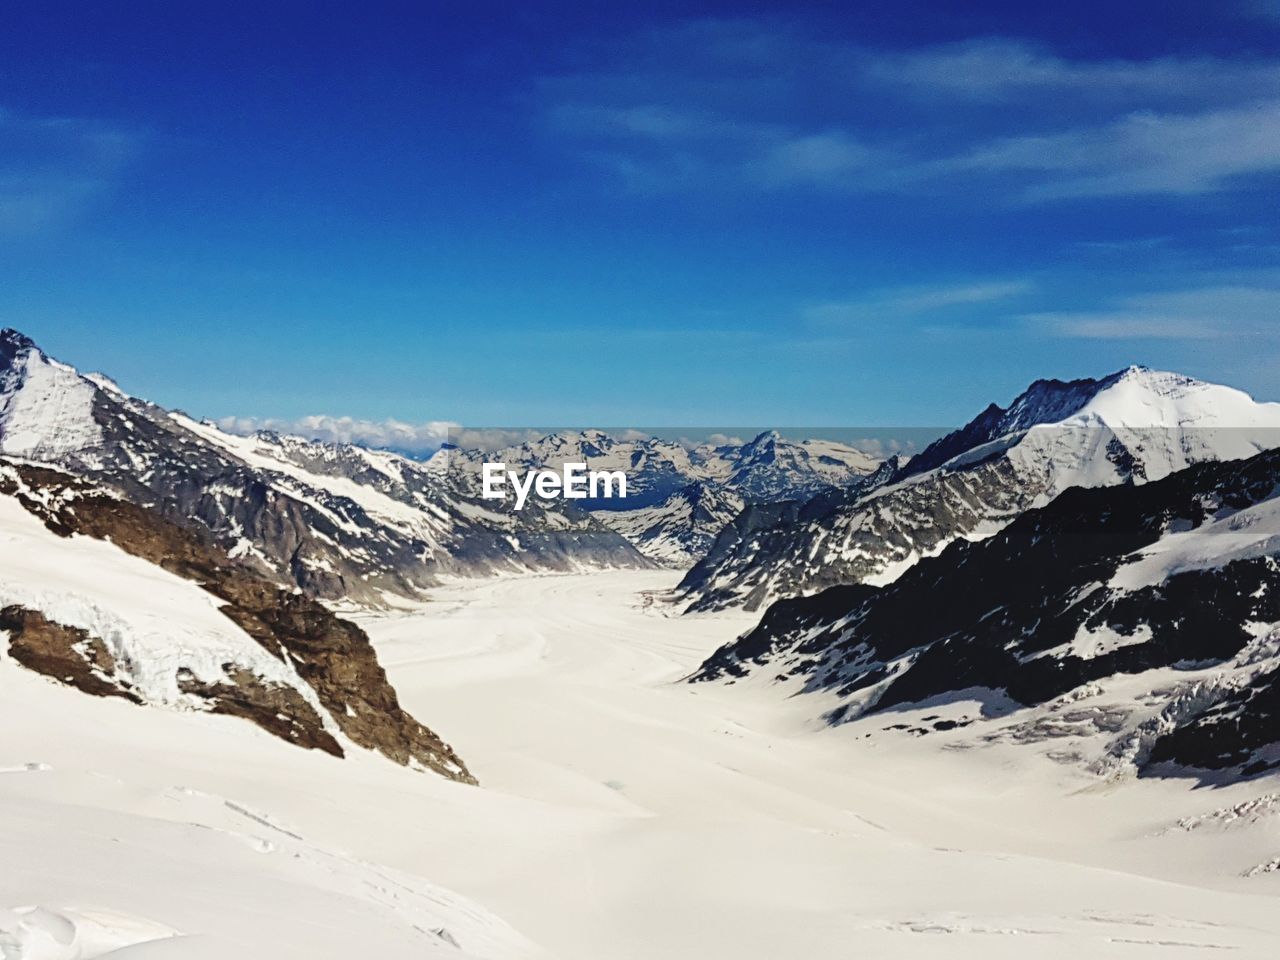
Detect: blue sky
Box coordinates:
(2, 0, 1279, 445)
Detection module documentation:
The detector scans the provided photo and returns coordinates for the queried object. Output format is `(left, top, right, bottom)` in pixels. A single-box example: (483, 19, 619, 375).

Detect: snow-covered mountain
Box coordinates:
(692, 445, 1280, 782)
(470, 429, 878, 505)
(589, 480, 746, 566)
(709, 431, 882, 502)
(0, 329, 651, 605)
(447, 428, 881, 565)
(677, 366, 1280, 611)
(0, 457, 472, 781)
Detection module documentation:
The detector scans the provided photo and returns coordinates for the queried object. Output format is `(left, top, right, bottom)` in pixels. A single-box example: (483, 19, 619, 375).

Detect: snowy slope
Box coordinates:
(678, 366, 1280, 611)
(6, 565, 1280, 959)
(359, 572, 1280, 958)
(0, 661, 539, 960)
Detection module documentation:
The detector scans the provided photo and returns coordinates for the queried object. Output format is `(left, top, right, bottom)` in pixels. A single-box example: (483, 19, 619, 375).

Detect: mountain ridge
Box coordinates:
(676, 364, 1280, 612)
(0, 329, 653, 605)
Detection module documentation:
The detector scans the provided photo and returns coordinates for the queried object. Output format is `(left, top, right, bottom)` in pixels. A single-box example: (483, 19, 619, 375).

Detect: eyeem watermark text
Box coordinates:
(481, 462, 627, 510)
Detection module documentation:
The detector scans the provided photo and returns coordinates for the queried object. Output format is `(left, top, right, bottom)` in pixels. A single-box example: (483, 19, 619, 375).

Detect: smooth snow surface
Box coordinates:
(5, 571, 1280, 958)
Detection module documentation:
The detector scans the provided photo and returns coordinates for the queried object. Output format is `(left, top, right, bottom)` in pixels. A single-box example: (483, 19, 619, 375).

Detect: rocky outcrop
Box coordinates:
(0, 605, 144, 704)
(175, 664, 343, 757)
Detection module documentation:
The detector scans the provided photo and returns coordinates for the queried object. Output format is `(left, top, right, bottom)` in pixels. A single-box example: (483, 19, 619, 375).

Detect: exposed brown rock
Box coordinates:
(0, 605, 141, 704)
(176, 665, 343, 757)
(0, 602, 342, 757)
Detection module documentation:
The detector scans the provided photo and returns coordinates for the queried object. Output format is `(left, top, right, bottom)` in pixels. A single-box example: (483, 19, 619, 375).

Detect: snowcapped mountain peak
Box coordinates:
(903, 366, 1280, 483)
(912, 365, 1280, 493)
(744, 429, 783, 448)
(0, 328, 104, 459)
(995, 365, 1272, 434)
(680, 365, 1280, 613)
(1067, 366, 1278, 430)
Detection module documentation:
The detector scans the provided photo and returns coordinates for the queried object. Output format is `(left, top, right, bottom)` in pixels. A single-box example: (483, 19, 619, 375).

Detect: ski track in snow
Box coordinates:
(3, 571, 1280, 958)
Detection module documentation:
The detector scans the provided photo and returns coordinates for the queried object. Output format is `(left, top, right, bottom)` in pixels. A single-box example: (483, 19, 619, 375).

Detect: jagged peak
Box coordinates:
(0, 327, 37, 351)
(979, 365, 1229, 432)
(1, 328, 40, 368)
(901, 365, 1273, 482)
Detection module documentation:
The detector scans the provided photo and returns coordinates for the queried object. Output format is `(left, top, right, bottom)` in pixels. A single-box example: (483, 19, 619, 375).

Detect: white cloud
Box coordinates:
(447, 428, 553, 451)
(1025, 284, 1280, 339)
(866, 38, 1280, 105)
(954, 100, 1280, 199)
(698, 433, 747, 447)
(1030, 315, 1224, 340)
(215, 415, 459, 454)
(805, 280, 1033, 325)
(537, 22, 1280, 201)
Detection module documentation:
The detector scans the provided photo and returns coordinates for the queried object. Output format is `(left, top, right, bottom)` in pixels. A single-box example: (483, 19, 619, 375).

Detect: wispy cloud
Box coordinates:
(805, 279, 1033, 326)
(1025, 284, 1280, 339)
(536, 22, 1280, 201)
(745, 131, 885, 188)
(0, 108, 142, 237)
(215, 415, 459, 454)
(866, 38, 1280, 105)
(953, 100, 1280, 199)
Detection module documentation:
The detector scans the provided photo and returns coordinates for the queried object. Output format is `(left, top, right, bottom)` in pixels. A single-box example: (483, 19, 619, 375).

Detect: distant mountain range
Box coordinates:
(0, 330, 885, 590)
(443, 429, 882, 565)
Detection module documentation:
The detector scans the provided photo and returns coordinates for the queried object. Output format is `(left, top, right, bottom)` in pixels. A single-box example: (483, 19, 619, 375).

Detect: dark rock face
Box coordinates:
(691, 449, 1280, 781)
(1, 461, 473, 782)
(1147, 667, 1280, 776)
